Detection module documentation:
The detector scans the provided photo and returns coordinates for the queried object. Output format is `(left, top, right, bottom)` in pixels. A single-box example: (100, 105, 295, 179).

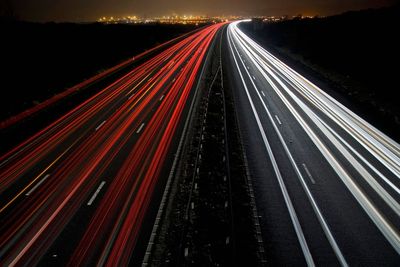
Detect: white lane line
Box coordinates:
(252, 75, 256, 80)
(229, 25, 349, 266)
(230, 21, 398, 259)
(273, 63, 400, 177)
(159, 95, 165, 101)
(234, 22, 400, 177)
(128, 93, 135, 100)
(228, 29, 315, 267)
(247, 66, 249, 69)
(265, 46, 400, 176)
(25, 174, 50, 196)
(265, 59, 400, 253)
(257, 40, 400, 215)
(0, 144, 30, 168)
(302, 164, 316, 184)
(268, 51, 400, 198)
(275, 115, 282, 125)
(136, 123, 145, 134)
(87, 181, 106, 206)
(231, 22, 400, 214)
(95, 120, 107, 131)
(142, 45, 213, 265)
(261, 91, 265, 97)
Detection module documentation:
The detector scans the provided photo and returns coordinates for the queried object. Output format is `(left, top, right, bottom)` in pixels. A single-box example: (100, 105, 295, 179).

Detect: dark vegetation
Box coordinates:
(241, 5, 400, 140)
(0, 21, 200, 121)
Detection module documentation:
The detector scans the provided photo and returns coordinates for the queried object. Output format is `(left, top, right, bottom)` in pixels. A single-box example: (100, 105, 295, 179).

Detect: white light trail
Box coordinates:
(228, 20, 400, 259)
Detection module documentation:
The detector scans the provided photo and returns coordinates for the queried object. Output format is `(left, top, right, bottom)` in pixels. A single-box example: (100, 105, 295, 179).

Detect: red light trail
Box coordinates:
(0, 22, 225, 265)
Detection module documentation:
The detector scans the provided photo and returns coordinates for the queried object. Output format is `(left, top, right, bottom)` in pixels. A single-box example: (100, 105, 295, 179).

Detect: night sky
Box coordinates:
(7, 0, 398, 22)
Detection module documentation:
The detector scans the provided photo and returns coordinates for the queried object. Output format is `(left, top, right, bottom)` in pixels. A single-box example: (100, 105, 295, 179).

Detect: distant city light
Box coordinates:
(96, 14, 240, 24)
(96, 14, 313, 25)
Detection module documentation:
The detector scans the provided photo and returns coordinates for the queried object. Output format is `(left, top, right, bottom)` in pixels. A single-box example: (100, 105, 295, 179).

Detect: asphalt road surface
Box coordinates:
(0, 22, 224, 266)
(224, 21, 400, 266)
(1, 20, 399, 266)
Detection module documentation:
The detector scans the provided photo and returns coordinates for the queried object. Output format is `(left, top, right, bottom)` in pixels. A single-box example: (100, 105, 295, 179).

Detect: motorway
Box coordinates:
(225, 21, 400, 266)
(0, 23, 224, 266)
(2, 19, 400, 266)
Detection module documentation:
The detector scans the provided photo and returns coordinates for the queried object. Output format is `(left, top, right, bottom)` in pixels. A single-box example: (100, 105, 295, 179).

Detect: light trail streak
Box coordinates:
(0, 23, 225, 266)
(228, 20, 400, 262)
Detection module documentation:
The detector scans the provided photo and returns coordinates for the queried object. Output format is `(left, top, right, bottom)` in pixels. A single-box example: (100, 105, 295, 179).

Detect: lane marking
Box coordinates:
(87, 181, 106, 206)
(230, 21, 400, 266)
(159, 95, 165, 101)
(241, 24, 400, 246)
(275, 115, 282, 125)
(252, 75, 256, 80)
(261, 91, 265, 97)
(95, 120, 106, 131)
(227, 30, 315, 267)
(264, 46, 400, 177)
(232, 21, 400, 178)
(136, 123, 145, 134)
(0, 140, 79, 214)
(143, 26, 232, 266)
(25, 174, 50, 196)
(128, 93, 135, 100)
(302, 164, 316, 184)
